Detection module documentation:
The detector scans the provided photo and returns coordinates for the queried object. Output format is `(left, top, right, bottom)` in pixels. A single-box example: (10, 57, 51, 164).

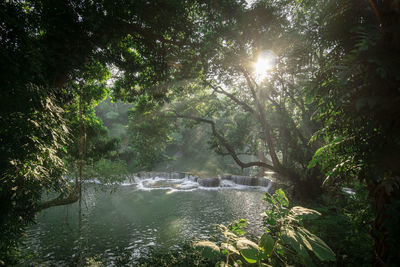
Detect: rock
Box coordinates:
(219, 175, 232, 180)
(256, 178, 270, 187)
(188, 175, 198, 182)
(197, 177, 220, 187)
(168, 172, 186, 179)
(230, 175, 269, 186)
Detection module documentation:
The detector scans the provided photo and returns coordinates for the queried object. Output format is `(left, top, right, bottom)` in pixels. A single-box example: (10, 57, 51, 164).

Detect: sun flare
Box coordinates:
(253, 50, 276, 80)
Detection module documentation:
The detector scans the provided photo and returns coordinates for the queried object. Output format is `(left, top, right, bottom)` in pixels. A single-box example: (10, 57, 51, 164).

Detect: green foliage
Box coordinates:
(305, 1, 400, 263)
(127, 97, 174, 171)
(302, 185, 374, 266)
(0, 86, 69, 263)
(194, 241, 221, 260)
(2, 0, 399, 265)
(194, 189, 335, 266)
(96, 98, 133, 139)
(85, 159, 128, 184)
(0, 0, 250, 263)
(263, 189, 335, 265)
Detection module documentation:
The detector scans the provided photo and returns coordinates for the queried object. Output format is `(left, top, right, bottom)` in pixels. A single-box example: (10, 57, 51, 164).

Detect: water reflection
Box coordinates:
(23, 185, 267, 265)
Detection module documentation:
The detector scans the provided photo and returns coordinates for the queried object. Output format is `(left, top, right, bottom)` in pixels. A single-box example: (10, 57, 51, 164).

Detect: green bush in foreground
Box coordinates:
(194, 189, 335, 266)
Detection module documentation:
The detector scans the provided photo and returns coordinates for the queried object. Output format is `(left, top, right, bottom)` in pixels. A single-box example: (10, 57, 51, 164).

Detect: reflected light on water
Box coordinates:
(166, 189, 175, 195)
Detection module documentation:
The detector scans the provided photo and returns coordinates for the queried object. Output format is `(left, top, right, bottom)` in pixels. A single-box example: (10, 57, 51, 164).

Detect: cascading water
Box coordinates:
(116, 172, 273, 192)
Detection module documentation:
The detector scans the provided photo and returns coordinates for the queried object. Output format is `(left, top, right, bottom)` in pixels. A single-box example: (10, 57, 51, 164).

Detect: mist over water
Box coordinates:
(23, 174, 270, 266)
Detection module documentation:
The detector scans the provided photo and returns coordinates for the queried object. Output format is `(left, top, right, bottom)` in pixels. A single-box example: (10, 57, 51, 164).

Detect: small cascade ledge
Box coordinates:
(128, 172, 274, 192)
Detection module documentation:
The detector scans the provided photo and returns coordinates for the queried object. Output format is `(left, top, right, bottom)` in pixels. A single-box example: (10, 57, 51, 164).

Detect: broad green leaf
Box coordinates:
(290, 206, 321, 219)
(193, 240, 220, 260)
(240, 249, 258, 264)
(275, 189, 289, 207)
(281, 226, 315, 266)
(263, 193, 275, 205)
(237, 238, 260, 263)
(297, 227, 336, 261)
(259, 233, 274, 256)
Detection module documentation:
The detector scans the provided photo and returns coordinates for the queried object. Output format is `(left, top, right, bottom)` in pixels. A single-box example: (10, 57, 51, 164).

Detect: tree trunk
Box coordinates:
(368, 180, 400, 266)
(277, 167, 323, 200)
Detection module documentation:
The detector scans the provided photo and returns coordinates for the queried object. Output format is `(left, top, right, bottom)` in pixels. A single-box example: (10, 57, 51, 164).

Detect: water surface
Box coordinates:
(23, 176, 269, 266)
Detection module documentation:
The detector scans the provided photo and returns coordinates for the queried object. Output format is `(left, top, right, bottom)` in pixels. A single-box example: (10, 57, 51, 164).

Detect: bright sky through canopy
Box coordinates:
(253, 50, 277, 80)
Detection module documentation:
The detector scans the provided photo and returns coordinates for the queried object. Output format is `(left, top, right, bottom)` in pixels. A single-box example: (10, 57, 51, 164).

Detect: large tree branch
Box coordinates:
(239, 67, 282, 168)
(168, 112, 276, 171)
(36, 185, 80, 212)
(239, 67, 258, 101)
(206, 82, 256, 114)
(219, 152, 258, 157)
(242, 69, 308, 150)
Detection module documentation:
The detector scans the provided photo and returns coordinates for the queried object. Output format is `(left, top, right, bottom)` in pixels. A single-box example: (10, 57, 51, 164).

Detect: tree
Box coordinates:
(1, 0, 229, 262)
(129, 1, 326, 198)
(305, 1, 400, 265)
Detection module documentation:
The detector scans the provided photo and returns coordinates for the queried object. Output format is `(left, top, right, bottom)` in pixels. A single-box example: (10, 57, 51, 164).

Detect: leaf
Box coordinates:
(229, 219, 247, 236)
(237, 238, 259, 250)
(297, 227, 336, 261)
(275, 189, 289, 207)
(218, 224, 238, 239)
(240, 249, 258, 264)
(193, 240, 220, 260)
(263, 193, 275, 205)
(259, 233, 274, 256)
(237, 238, 260, 263)
(290, 206, 321, 219)
(281, 226, 315, 266)
(221, 242, 239, 255)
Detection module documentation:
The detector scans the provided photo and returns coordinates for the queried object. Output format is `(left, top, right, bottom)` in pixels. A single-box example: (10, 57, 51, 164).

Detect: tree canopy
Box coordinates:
(1, 0, 399, 265)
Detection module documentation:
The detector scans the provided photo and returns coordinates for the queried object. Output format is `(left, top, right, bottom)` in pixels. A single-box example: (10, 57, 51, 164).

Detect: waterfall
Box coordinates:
(138, 172, 186, 179)
(220, 175, 271, 187)
(97, 172, 274, 192)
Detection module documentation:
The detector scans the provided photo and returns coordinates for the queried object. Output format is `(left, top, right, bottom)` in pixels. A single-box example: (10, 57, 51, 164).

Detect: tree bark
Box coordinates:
(36, 186, 80, 211)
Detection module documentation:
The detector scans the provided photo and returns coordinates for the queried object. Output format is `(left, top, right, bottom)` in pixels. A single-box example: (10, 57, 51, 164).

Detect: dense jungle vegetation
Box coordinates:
(1, 0, 399, 266)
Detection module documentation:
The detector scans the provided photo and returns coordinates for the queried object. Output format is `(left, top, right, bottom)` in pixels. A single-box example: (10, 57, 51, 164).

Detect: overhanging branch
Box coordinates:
(36, 184, 80, 212)
(168, 112, 276, 171)
(206, 82, 256, 114)
(238, 67, 282, 168)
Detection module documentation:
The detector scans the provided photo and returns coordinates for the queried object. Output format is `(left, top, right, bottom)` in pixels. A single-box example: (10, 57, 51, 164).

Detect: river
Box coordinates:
(22, 173, 270, 266)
